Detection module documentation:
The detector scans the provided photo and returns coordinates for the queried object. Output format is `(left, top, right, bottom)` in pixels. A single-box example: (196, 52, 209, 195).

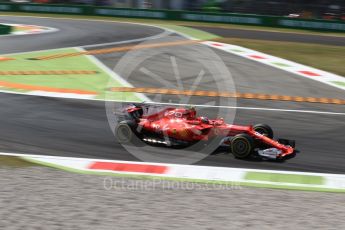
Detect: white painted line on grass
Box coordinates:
(28, 91, 96, 99)
(77, 47, 151, 102)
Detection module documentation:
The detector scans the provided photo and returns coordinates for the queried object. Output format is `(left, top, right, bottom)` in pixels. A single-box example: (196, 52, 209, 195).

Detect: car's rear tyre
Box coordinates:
(115, 122, 134, 144)
(231, 134, 254, 159)
(115, 120, 142, 145)
(253, 124, 274, 139)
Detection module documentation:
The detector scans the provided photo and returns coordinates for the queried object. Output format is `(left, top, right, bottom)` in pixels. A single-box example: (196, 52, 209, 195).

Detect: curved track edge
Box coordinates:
(1, 152, 344, 193)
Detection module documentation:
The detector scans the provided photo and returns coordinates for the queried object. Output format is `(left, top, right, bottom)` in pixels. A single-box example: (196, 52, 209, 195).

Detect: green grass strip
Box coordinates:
(272, 62, 291, 67)
(0, 48, 142, 101)
(229, 49, 245, 53)
(0, 156, 36, 167)
(332, 81, 345, 87)
(245, 172, 324, 185)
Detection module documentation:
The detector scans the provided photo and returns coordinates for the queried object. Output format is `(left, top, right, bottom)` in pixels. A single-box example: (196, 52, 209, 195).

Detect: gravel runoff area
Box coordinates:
(1, 165, 345, 230)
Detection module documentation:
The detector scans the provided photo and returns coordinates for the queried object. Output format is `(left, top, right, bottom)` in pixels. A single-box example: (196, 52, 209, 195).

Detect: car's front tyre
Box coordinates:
(231, 134, 254, 159)
(253, 124, 274, 139)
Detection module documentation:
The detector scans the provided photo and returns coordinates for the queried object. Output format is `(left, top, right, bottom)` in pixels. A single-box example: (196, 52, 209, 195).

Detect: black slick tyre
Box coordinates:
(253, 124, 274, 139)
(115, 121, 136, 144)
(231, 134, 254, 159)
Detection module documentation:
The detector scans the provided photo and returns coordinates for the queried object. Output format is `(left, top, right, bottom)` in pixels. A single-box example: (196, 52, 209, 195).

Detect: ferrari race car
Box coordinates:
(114, 104, 296, 160)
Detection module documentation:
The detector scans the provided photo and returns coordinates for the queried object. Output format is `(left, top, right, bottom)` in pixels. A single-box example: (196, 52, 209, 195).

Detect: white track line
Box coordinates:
(143, 101, 345, 116)
(77, 47, 151, 102)
(0, 46, 79, 56)
(0, 89, 343, 116)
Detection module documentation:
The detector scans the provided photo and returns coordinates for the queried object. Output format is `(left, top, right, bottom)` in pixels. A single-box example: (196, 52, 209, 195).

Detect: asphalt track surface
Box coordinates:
(0, 16, 344, 174)
(0, 16, 165, 53)
(189, 26, 345, 46)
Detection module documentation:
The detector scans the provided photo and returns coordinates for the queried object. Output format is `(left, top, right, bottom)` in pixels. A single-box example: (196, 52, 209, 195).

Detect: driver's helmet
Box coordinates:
(127, 105, 143, 119)
(186, 107, 196, 119)
(200, 116, 209, 124)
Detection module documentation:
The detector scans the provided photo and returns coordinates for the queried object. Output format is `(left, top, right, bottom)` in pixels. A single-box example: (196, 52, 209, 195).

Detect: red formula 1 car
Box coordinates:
(115, 104, 296, 160)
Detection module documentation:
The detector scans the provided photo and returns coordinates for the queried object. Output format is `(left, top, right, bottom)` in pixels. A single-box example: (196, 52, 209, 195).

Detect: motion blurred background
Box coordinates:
(2, 0, 345, 21)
